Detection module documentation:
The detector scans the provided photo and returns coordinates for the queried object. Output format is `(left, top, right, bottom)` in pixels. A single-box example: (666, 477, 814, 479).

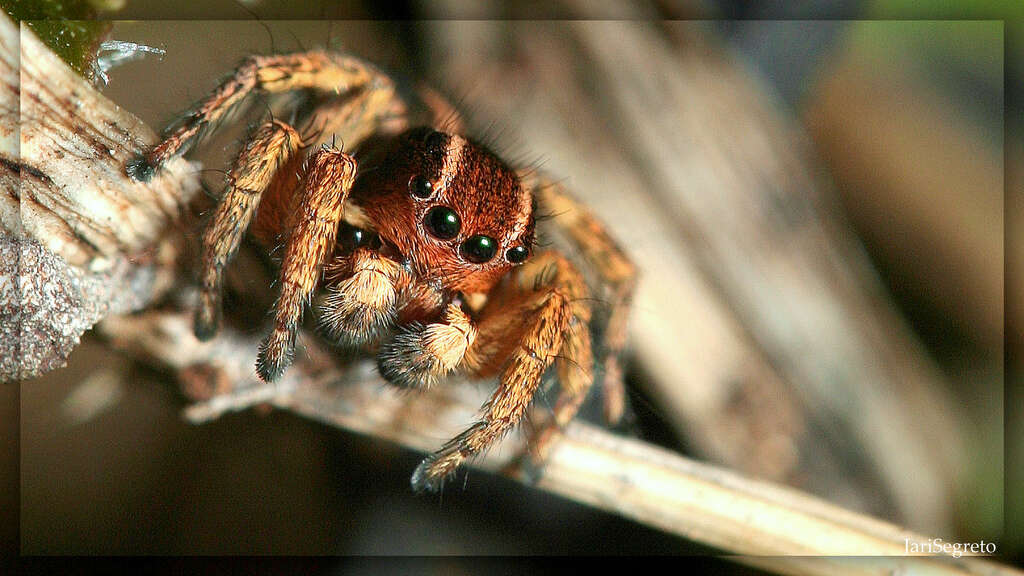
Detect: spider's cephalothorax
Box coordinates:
(128, 50, 635, 491)
(353, 126, 536, 295)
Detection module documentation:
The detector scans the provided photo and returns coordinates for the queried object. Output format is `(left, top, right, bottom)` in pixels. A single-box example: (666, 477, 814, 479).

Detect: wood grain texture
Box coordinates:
(98, 309, 1018, 576)
(0, 14, 200, 380)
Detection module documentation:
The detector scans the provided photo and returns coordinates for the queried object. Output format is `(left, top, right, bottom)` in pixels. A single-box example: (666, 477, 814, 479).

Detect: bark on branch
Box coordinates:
(0, 13, 200, 381)
(97, 310, 1017, 576)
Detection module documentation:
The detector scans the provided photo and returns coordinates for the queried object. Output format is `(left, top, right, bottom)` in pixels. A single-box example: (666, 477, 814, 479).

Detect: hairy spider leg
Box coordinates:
(195, 120, 302, 340)
(527, 173, 637, 426)
(256, 145, 355, 382)
(195, 88, 413, 346)
(296, 81, 409, 152)
(411, 251, 588, 492)
(129, 50, 394, 180)
(133, 50, 422, 378)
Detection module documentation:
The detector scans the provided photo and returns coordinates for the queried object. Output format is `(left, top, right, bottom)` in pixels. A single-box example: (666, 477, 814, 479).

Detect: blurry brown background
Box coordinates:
(9, 0, 1016, 568)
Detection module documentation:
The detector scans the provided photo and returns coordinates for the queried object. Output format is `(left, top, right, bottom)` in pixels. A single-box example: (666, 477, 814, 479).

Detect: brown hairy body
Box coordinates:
(128, 49, 636, 492)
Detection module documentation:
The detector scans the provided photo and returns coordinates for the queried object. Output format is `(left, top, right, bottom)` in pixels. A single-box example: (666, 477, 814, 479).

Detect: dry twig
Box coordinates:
(98, 310, 1017, 576)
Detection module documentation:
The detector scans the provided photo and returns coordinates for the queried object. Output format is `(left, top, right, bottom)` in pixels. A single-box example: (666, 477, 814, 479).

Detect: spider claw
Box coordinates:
(410, 459, 439, 493)
(194, 291, 222, 341)
(125, 154, 157, 182)
(193, 307, 219, 341)
(411, 452, 460, 493)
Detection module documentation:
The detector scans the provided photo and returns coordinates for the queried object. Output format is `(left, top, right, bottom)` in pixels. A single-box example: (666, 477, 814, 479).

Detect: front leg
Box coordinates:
(256, 145, 355, 382)
(411, 252, 586, 492)
(195, 120, 302, 340)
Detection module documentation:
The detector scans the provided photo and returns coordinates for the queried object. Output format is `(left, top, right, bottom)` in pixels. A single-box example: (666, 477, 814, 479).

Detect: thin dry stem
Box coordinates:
(98, 311, 1019, 576)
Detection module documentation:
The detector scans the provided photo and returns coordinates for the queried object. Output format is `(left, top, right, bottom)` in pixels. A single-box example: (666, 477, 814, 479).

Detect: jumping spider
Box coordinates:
(128, 49, 636, 492)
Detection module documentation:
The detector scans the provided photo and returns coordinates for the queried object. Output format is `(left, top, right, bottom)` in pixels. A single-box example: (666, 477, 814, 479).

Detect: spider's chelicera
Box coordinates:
(128, 49, 636, 492)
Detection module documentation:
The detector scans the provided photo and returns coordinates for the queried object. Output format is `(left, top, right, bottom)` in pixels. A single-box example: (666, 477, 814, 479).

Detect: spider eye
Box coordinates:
(505, 246, 529, 264)
(460, 235, 498, 264)
(337, 223, 379, 252)
(424, 206, 461, 240)
(425, 130, 447, 150)
(409, 175, 434, 199)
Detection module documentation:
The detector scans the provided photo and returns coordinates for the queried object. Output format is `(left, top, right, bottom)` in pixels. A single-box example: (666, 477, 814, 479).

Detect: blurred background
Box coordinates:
(7, 0, 1017, 570)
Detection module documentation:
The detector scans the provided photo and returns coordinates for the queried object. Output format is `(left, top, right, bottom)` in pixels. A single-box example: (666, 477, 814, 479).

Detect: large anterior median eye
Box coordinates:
(424, 206, 461, 239)
(460, 235, 498, 264)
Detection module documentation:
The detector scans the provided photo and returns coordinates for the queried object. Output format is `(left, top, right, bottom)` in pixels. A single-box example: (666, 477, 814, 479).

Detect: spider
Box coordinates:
(127, 49, 636, 492)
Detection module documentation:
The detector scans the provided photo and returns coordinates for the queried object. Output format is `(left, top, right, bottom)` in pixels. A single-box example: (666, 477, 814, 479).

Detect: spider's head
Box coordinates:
(354, 127, 535, 294)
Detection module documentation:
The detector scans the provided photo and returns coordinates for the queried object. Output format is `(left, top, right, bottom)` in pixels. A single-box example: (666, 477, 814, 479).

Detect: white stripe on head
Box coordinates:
(439, 134, 466, 190)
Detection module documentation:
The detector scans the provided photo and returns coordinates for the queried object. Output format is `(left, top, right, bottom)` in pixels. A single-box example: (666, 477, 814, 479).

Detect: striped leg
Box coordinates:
(412, 251, 588, 492)
(255, 145, 356, 382)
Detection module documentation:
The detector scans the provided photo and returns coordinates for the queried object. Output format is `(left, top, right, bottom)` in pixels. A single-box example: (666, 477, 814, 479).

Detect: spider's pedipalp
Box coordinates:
(256, 145, 355, 382)
(317, 247, 405, 348)
(377, 303, 476, 389)
(195, 120, 302, 340)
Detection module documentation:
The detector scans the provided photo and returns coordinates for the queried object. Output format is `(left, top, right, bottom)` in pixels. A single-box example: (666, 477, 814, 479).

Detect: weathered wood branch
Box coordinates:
(97, 310, 1017, 576)
(0, 13, 201, 381)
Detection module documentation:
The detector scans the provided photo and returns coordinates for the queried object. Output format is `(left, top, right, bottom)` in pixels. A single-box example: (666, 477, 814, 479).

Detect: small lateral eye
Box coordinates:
(337, 223, 379, 252)
(460, 235, 498, 264)
(409, 175, 434, 199)
(424, 206, 461, 240)
(425, 130, 447, 149)
(505, 245, 529, 264)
